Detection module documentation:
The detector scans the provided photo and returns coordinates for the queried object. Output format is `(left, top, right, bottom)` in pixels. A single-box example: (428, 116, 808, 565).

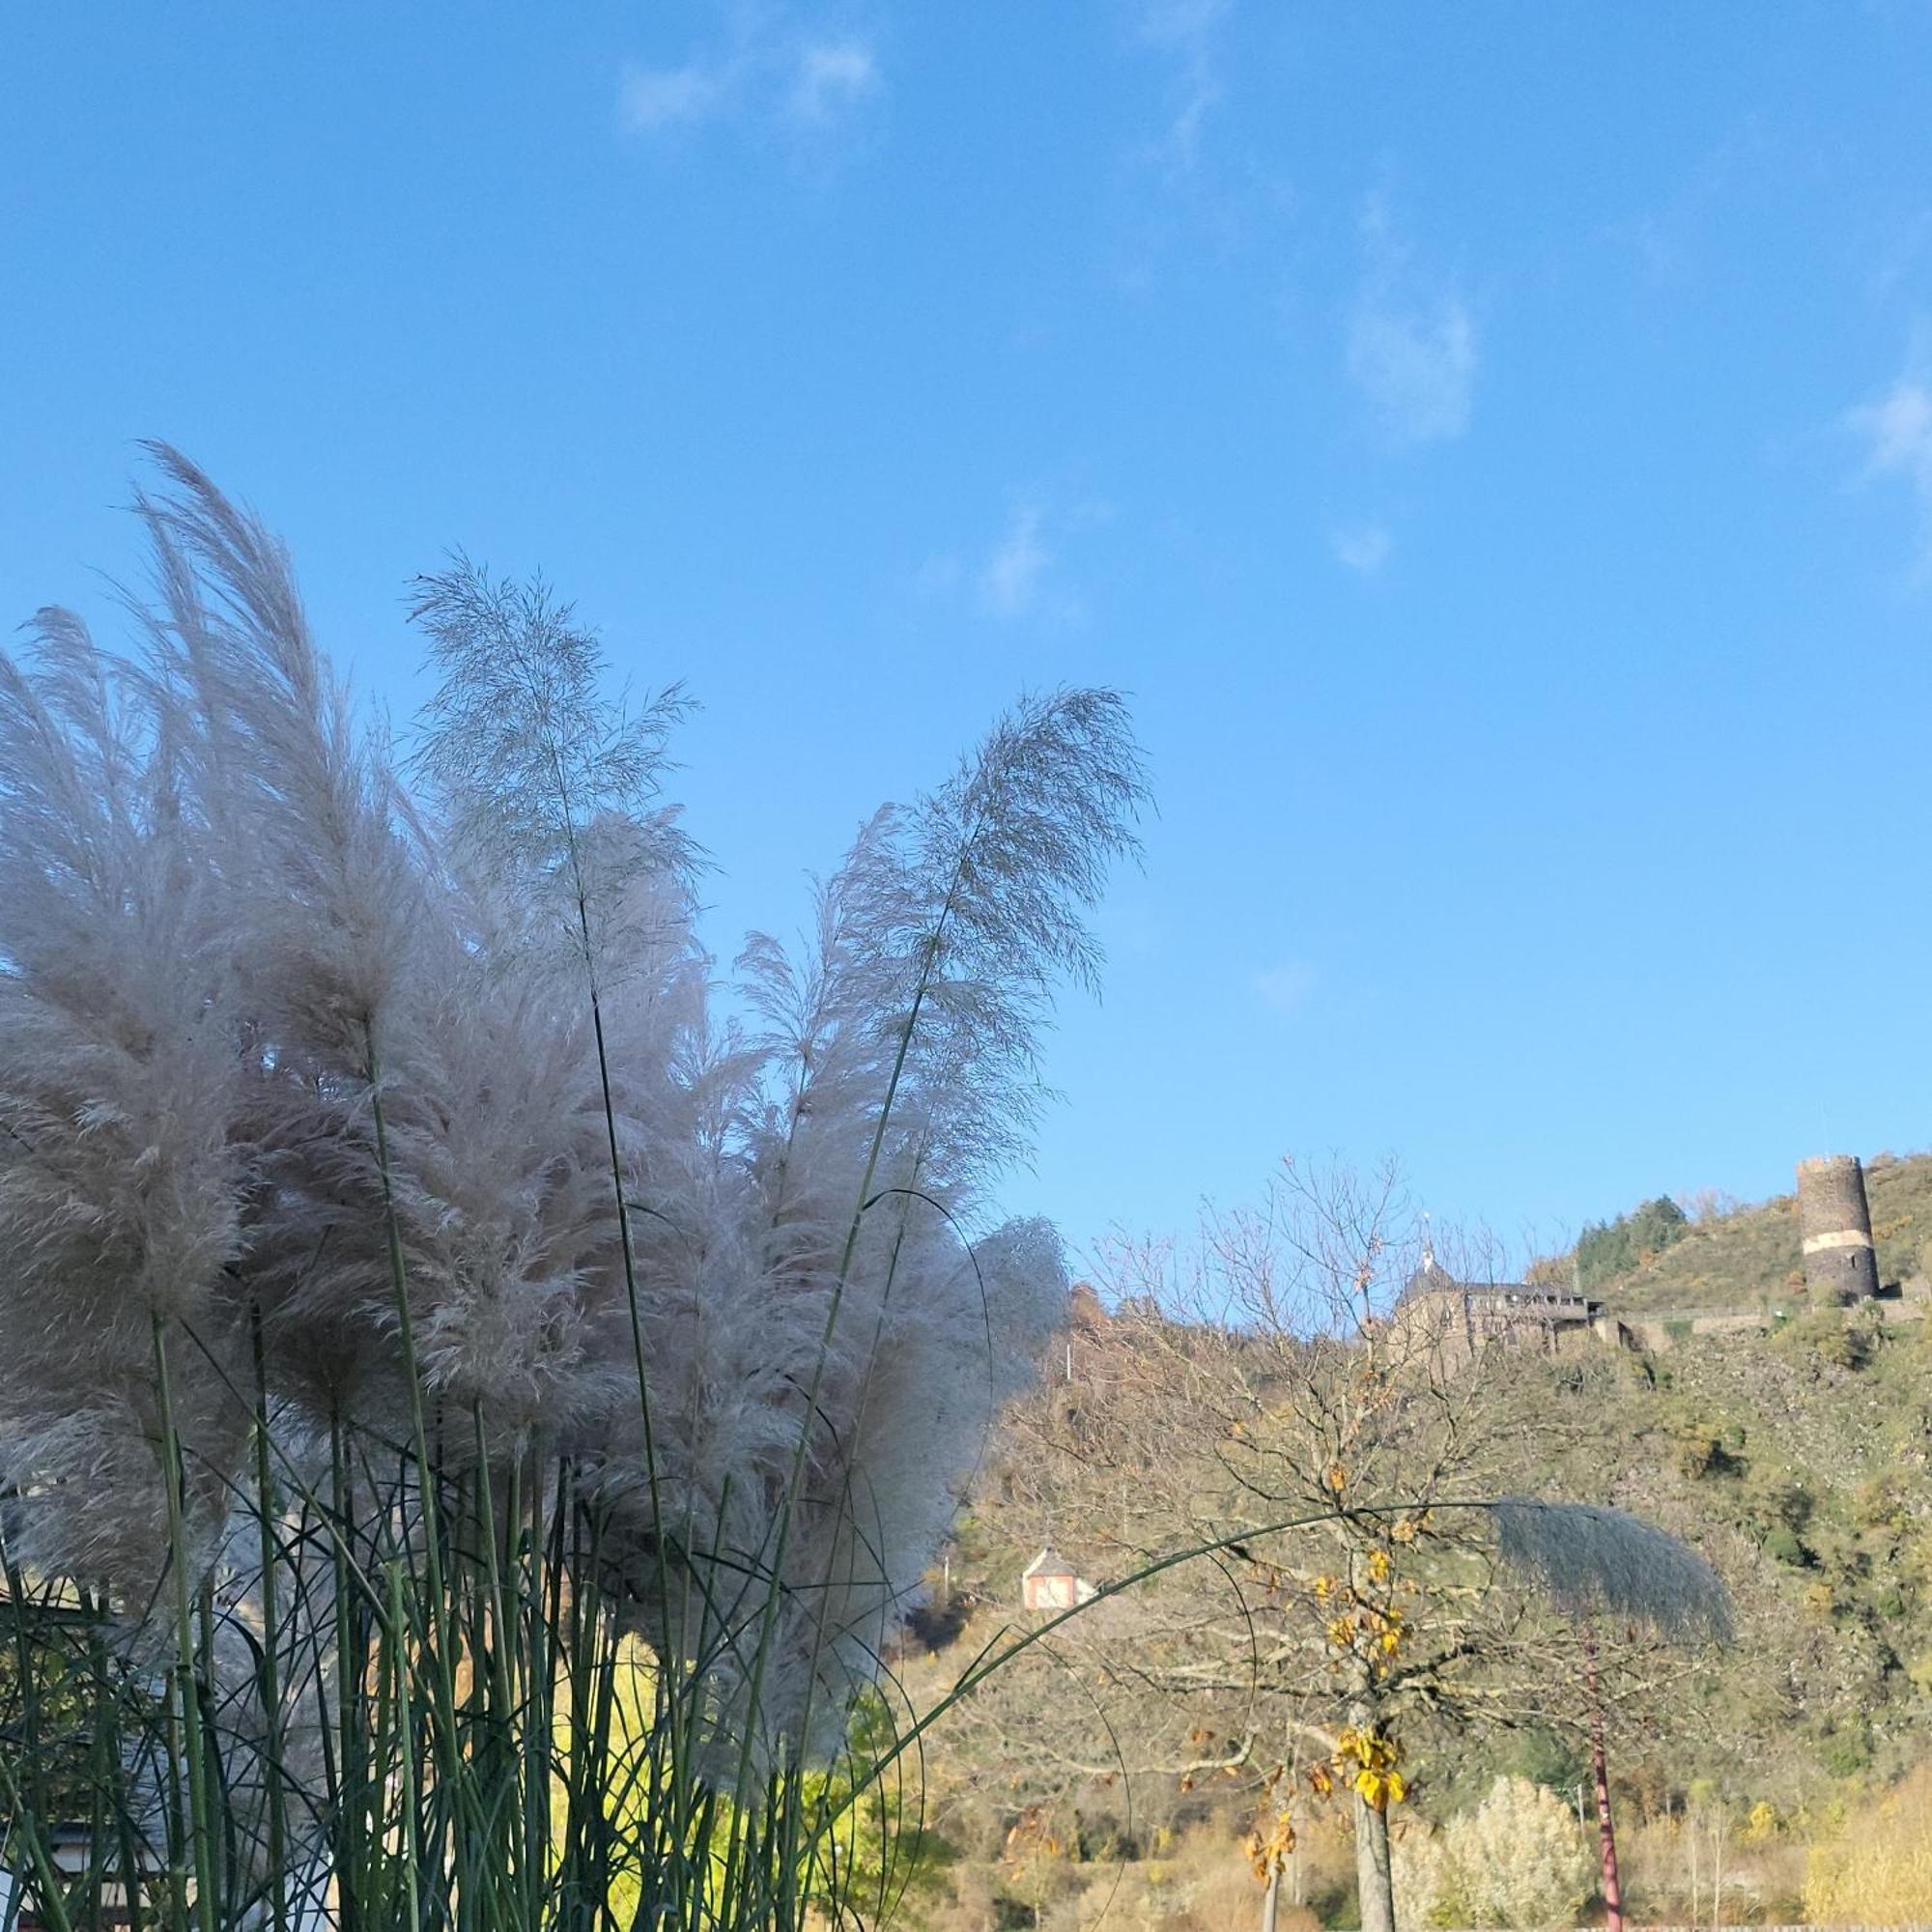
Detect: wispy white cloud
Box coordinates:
(1613, 134, 1751, 287)
(617, 17, 881, 144)
(1868, 210, 1932, 304)
(1253, 959, 1316, 1016)
(1135, 0, 1229, 39)
(1848, 350, 1932, 564)
(913, 498, 1098, 624)
(618, 61, 727, 134)
(1107, 0, 1292, 298)
(1347, 198, 1479, 447)
(1331, 521, 1393, 574)
(1851, 374, 1932, 478)
(789, 39, 879, 124)
(1132, 0, 1230, 171)
(980, 505, 1052, 619)
(1348, 300, 1476, 443)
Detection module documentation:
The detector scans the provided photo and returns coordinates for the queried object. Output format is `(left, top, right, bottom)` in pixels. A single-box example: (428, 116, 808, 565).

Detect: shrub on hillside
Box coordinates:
(1392, 1776, 1595, 1930)
(1775, 1309, 1876, 1373)
(1676, 1425, 1743, 1479)
(1804, 1764, 1932, 1920)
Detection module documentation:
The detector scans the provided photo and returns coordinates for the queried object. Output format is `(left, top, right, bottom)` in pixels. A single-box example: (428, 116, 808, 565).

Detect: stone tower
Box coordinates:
(1796, 1154, 1879, 1303)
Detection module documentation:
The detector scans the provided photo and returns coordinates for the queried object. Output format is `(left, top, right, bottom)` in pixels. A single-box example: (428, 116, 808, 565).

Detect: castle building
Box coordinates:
(1395, 1246, 1609, 1368)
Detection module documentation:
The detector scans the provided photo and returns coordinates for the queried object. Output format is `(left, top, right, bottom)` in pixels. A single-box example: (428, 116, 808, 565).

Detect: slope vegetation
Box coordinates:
(1567, 1151, 1932, 1315)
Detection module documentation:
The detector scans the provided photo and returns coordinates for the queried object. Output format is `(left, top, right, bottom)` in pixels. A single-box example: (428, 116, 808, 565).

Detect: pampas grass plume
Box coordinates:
(1492, 1494, 1732, 1645)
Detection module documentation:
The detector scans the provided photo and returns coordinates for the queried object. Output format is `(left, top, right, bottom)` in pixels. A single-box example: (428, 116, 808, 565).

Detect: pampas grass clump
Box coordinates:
(1492, 1495, 1732, 1644)
(0, 449, 1145, 1930)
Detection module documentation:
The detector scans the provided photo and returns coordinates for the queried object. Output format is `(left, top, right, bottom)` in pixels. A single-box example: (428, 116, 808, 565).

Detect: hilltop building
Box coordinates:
(1395, 1245, 1615, 1368)
(1387, 1153, 1932, 1369)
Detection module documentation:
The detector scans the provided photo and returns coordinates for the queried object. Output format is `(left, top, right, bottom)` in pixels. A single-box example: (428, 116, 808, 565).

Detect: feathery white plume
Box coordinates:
(1492, 1494, 1733, 1645)
(0, 448, 1146, 1788)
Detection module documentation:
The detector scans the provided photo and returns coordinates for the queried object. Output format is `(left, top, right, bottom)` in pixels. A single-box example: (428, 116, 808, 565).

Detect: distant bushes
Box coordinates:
(1773, 1308, 1878, 1372)
(1674, 1421, 1747, 1479)
(1392, 1776, 1595, 1931)
(1576, 1197, 1690, 1291)
(1804, 1766, 1932, 1918)
(923, 1813, 1352, 1932)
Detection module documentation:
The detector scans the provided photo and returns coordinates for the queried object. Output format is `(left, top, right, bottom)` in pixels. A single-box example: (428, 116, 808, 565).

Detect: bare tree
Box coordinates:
(975, 1159, 1669, 1932)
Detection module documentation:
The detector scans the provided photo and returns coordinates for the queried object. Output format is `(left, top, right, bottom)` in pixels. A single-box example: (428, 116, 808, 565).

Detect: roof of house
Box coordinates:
(1401, 1256, 1594, 1311)
(1022, 1547, 1076, 1579)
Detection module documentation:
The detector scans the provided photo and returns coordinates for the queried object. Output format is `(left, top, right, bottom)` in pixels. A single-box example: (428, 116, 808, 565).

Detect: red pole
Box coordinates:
(1583, 1626, 1624, 1932)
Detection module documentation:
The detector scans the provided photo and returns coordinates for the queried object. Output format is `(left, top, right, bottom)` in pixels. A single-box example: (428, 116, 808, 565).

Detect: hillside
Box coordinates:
(890, 1162, 1932, 1929)
(934, 1303, 1932, 1787)
(1566, 1151, 1932, 1315)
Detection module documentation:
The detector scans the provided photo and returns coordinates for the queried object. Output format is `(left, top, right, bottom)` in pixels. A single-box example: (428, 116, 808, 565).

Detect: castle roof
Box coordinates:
(1403, 1258, 1465, 1299)
(1400, 1253, 1592, 1311)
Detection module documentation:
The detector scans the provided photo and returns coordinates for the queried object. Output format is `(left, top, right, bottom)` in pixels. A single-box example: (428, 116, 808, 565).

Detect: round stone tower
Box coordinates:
(1796, 1154, 1879, 1303)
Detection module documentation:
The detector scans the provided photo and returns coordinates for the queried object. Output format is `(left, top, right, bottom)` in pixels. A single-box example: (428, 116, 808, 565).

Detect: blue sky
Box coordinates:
(6, 4, 1932, 1272)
